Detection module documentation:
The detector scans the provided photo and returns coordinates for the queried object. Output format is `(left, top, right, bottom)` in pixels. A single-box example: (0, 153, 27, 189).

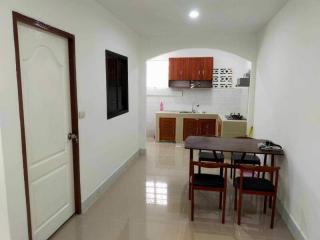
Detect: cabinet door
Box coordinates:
(198, 119, 216, 137)
(183, 118, 198, 140)
(169, 58, 187, 80)
(169, 58, 180, 80)
(202, 57, 213, 81)
(159, 118, 176, 142)
(188, 58, 202, 81)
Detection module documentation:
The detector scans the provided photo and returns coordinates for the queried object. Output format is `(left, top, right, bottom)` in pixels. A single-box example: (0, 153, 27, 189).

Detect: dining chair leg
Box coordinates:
(198, 160, 201, 174)
(270, 195, 277, 228)
(230, 160, 233, 179)
(189, 151, 193, 201)
(234, 187, 238, 210)
(189, 175, 192, 200)
(263, 196, 267, 214)
(269, 196, 272, 209)
(233, 164, 237, 182)
(233, 166, 236, 181)
(219, 192, 222, 209)
(237, 190, 242, 225)
(222, 190, 227, 224)
(191, 187, 194, 221)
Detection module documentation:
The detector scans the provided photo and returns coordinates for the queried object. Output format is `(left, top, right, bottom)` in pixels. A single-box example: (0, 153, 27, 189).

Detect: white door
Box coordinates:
(18, 22, 75, 240)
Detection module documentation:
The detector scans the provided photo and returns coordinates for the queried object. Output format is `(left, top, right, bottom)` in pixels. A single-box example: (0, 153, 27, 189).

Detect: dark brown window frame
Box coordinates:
(12, 11, 82, 240)
(105, 49, 129, 119)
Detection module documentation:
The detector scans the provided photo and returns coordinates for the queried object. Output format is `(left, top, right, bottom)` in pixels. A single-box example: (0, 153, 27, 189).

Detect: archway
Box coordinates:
(144, 48, 253, 140)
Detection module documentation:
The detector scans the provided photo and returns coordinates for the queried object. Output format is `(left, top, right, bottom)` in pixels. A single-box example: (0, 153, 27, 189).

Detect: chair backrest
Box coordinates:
(237, 165, 280, 190)
(199, 149, 222, 156)
(192, 162, 229, 178)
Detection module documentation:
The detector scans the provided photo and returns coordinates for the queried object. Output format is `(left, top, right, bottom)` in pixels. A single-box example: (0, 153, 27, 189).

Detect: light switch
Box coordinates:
(78, 111, 86, 119)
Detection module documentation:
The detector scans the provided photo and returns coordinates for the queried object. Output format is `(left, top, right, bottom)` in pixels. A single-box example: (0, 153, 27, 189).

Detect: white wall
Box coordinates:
(139, 33, 259, 147)
(0, 128, 11, 240)
(146, 48, 250, 137)
(254, 1, 320, 239)
(0, 0, 141, 239)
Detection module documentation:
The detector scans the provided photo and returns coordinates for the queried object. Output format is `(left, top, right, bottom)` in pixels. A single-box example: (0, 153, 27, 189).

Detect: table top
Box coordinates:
(185, 136, 284, 155)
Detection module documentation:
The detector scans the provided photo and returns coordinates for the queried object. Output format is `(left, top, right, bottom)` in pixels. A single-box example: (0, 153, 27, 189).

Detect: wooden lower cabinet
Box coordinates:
(159, 118, 176, 142)
(198, 119, 216, 137)
(183, 118, 198, 140)
(183, 118, 216, 140)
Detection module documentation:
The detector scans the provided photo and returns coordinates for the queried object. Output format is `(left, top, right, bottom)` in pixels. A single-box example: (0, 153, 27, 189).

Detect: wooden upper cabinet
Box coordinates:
(169, 57, 213, 81)
(169, 58, 188, 81)
(169, 58, 179, 80)
(188, 58, 202, 81)
(202, 57, 213, 81)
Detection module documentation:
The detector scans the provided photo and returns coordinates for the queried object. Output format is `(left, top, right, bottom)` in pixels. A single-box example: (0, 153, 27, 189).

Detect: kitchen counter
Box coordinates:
(155, 111, 247, 143)
(156, 111, 220, 118)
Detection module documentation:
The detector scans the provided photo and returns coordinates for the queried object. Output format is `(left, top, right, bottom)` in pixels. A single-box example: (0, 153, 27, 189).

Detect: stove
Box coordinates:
(225, 113, 246, 120)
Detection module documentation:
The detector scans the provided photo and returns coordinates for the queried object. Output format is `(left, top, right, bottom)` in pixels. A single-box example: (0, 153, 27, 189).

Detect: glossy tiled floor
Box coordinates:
(51, 141, 294, 240)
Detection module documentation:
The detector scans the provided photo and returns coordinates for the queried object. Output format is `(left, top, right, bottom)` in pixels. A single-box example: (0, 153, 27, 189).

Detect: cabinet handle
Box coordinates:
(202, 70, 205, 75)
(198, 70, 200, 75)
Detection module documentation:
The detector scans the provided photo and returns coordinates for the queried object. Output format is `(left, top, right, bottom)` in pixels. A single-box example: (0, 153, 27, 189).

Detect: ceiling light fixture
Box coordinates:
(189, 10, 199, 19)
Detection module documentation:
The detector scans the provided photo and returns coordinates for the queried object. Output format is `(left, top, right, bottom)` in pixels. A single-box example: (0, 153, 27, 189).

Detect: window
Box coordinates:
(106, 50, 129, 119)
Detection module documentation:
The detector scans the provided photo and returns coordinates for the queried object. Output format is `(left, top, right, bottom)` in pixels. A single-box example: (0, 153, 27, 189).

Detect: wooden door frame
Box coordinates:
(12, 11, 82, 240)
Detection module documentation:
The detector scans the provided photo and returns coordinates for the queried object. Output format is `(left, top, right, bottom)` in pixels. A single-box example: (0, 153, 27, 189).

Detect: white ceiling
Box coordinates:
(97, 0, 288, 36)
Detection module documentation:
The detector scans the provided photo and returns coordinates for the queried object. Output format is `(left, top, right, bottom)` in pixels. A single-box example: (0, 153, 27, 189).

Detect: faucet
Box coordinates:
(192, 103, 200, 113)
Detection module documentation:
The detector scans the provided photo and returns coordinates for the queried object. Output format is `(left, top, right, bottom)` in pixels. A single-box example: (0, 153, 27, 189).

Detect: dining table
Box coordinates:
(184, 136, 284, 205)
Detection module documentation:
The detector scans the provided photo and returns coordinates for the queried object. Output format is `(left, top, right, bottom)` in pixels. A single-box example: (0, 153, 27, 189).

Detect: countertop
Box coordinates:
(156, 111, 247, 123)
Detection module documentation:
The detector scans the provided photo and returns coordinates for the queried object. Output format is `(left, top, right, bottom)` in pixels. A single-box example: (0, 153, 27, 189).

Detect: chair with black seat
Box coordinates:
(198, 150, 225, 175)
(234, 165, 280, 228)
(230, 137, 261, 179)
(190, 162, 228, 224)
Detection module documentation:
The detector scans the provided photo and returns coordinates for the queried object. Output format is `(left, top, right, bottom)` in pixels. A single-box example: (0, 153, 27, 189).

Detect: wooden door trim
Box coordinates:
(12, 11, 82, 240)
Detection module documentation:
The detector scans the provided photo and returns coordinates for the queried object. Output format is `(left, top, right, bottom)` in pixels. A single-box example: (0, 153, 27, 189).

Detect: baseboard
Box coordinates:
(139, 148, 146, 155)
(81, 149, 141, 212)
(277, 198, 307, 240)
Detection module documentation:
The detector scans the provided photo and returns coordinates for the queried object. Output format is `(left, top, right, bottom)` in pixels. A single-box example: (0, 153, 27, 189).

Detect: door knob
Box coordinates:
(68, 133, 79, 143)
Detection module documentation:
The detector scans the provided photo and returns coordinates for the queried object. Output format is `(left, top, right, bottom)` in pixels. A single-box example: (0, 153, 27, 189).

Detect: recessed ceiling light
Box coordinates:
(189, 10, 199, 19)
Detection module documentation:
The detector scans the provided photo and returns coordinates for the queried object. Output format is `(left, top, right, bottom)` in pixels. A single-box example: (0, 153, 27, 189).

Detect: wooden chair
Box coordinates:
(234, 165, 280, 228)
(230, 137, 261, 179)
(198, 150, 224, 175)
(190, 162, 228, 224)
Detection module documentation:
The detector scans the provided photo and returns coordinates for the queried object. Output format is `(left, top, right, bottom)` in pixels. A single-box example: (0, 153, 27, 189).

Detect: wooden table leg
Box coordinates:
(189, 149, 193, 200)
(269, 154, 275, 208)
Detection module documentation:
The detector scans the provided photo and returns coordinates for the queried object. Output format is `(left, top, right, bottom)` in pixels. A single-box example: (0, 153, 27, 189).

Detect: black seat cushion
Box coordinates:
(235, 177, 274, 192)
(231, 153, 261, 165)
(199, 151, 224, 162)
(193, 174, 225, 188)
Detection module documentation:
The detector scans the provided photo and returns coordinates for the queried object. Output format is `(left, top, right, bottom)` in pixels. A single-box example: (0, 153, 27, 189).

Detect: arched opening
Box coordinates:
(145, 48, 252, 140)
